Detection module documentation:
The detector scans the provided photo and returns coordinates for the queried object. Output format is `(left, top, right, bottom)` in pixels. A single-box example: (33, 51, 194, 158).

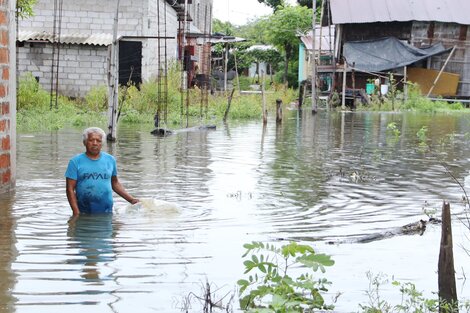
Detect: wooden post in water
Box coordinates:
(438, 201, 458, 311)
(341, 61, 347, 110)
(223, 88, 235, 123)
(261, 71, 267, 125)
(276, 99, 282, 123)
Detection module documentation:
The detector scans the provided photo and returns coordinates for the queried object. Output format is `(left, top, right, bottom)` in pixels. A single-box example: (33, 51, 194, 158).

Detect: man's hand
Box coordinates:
(130, 198, 139, 205)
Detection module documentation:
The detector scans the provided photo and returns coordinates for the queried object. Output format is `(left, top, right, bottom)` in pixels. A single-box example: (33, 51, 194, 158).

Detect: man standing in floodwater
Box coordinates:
(65, 127, 139, 215)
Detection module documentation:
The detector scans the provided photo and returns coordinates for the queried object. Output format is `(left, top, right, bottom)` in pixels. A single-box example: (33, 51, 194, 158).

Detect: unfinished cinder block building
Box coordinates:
(17, 0, 213, 98)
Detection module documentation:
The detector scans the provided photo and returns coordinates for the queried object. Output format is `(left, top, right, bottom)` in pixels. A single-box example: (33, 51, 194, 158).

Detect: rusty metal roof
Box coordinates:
(18, 31, 113, 46)
(329, 0, 470, 25)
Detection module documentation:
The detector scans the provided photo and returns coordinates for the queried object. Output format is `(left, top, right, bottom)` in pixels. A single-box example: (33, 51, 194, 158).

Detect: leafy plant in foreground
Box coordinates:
(237, 241, 335, 312)
(359, 272, 467, 313)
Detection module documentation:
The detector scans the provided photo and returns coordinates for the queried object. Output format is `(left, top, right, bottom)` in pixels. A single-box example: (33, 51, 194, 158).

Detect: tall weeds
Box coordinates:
(17, 66, 297, 131)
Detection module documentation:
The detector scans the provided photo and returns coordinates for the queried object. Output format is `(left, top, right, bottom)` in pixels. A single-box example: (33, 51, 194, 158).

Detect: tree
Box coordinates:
(212, 19, 236, 36)
(237, 17, 270, 45)
(17, 0, 37, 19)
(257, 0, 285, 12)
(265, 5, 312, 86)
(297, 0, 322, 9)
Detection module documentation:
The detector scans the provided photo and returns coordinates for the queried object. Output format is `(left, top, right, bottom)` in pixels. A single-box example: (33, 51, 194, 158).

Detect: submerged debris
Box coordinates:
(151, 125, 216, 137)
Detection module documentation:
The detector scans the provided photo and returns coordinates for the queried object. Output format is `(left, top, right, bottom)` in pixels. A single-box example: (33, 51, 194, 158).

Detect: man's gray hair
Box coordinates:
(82, 127, 106, 144)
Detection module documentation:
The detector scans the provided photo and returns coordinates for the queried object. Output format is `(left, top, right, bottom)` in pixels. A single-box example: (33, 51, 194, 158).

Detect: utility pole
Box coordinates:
(107, 0, 120, 141)
(311, 0, 317, 113)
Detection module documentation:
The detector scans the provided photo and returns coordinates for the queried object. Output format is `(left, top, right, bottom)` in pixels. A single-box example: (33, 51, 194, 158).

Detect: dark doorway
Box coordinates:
(119, 41, 142, 86)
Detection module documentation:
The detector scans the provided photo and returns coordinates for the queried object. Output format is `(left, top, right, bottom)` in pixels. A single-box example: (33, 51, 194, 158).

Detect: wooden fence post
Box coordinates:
(276, 99, 282, 123)
(438, 201, 458, 311)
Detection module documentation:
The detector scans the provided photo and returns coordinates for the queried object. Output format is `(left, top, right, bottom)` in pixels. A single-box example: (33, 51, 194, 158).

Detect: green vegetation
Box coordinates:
(17, 73, 106, 131)
(356, 83, 466, 113)
(386, 122, 401, 138)
(358, 272, 469, 313)
(16, 69, 297, 132)
(17, 0, 37, 19)
(237, 241, 335, 312)
(265, 5, 311, 86)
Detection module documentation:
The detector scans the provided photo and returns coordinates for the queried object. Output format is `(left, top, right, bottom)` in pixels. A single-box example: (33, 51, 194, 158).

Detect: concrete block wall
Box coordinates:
(18, 0, 146, 36)
(141, 0, 178, 81)
(0, 0, 15, 193)
(188, 0, 213, 33)
(18, 42, 108, 98)
(18, 0, 187, 95)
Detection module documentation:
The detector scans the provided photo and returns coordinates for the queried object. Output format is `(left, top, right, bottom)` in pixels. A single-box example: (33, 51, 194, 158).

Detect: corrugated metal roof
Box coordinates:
(18, 31, 113, 46)
(330, 0, 470, 25)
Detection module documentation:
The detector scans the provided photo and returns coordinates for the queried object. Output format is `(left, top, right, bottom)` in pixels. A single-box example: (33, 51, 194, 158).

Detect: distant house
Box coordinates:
(298, 26, 335, 93)
(17, 0, 213, 98)
(323, 0, 470, 98)
(246, 45, 276, 82)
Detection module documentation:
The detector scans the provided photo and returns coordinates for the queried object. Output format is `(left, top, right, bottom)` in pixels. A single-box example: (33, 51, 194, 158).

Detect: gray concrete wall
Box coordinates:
(18, 0, 145, 36)
(18, 42, 108, 98)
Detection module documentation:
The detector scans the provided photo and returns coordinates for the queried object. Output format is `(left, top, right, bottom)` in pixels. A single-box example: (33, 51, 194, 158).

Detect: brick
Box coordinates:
(2, 67, 7, 80)
(0, 11, 6, 26)
(1, 135, 9, 150)
(0, 153, 10, 169)
(0, 102, 5, 114)
(2, 169, 10, 184)
(0, 30, 7, 46)
(0, 119, 5, 132)
(0, 84, 6, 97)
(0, 48, 7, 63)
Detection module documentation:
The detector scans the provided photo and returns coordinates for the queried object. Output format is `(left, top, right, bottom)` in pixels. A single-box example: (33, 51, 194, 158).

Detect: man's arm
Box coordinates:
(66, 178, 80, 215)
(112, 176, 139, 204)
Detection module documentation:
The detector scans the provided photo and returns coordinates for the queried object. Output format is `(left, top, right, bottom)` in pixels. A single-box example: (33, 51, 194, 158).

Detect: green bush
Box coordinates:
(17, 73, 50, 111)
(238, 241, 335, 312)
(84, 85, 108, 112)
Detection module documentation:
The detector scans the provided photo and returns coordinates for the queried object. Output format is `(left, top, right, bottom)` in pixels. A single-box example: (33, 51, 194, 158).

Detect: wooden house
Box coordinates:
(322, 0, 470, 100)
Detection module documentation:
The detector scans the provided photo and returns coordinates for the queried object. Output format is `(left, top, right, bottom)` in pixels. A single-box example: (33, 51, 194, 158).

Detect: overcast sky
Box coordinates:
(213, 0, 297, 26)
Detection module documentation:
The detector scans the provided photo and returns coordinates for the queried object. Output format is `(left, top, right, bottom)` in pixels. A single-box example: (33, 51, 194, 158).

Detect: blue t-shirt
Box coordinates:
(65, 152, 117, 214)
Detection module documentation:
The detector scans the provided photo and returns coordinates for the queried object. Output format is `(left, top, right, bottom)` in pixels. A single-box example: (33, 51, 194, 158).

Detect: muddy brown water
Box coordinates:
(1, 111, 469, 312)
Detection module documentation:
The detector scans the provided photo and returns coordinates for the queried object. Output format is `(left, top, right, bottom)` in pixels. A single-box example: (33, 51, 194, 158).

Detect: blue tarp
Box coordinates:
(343, 37, 449, 72)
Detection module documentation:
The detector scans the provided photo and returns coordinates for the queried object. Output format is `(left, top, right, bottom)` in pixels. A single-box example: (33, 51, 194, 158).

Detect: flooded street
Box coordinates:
(1, 111, 470, 312)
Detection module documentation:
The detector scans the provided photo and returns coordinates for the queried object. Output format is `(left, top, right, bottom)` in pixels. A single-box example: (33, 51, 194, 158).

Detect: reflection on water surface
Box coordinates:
(1, 111, 470, 312)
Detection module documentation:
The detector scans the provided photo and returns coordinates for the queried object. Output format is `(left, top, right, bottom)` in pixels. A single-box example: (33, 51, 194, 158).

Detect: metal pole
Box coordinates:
(311, 0, 317, 113)
(107, 0, 120, 141)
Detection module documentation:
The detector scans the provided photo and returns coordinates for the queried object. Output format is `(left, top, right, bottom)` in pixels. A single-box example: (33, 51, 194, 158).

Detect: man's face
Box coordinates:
(85, 132, 103, 157)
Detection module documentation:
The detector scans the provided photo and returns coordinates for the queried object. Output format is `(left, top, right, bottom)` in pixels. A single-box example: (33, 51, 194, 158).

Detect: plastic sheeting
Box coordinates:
(343, 37, 449, 72)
